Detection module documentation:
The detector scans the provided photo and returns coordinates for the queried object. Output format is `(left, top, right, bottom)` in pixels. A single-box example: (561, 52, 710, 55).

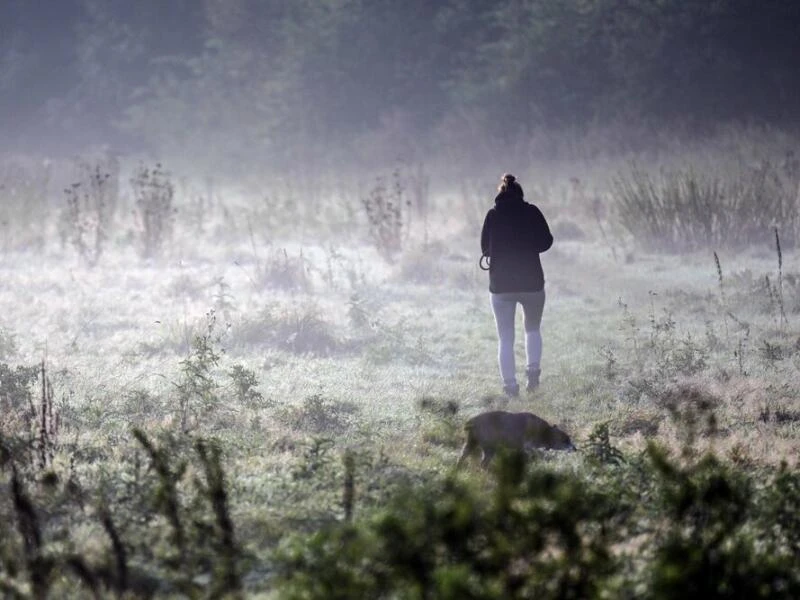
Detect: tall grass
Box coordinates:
(613, 160, 800, 251)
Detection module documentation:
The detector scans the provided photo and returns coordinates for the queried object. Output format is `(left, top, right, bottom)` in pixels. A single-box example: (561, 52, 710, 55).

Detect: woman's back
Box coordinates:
(481, 187, 553, 293)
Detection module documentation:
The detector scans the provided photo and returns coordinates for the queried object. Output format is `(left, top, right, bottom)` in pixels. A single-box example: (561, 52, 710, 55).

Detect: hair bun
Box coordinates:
(502, 173, 516, 184)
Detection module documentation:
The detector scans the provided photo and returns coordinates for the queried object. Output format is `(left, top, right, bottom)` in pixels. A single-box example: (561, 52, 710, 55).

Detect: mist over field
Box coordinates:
(1, 2, 800, 598)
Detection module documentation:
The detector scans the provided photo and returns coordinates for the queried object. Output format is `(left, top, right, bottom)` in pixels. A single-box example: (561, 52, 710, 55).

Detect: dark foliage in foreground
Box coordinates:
(276, 447, 800, 600)
(2, 354, 800, 598)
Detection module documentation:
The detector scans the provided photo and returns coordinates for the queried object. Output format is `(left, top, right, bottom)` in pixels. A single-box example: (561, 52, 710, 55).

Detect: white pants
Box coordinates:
(490, 290, 545, 387)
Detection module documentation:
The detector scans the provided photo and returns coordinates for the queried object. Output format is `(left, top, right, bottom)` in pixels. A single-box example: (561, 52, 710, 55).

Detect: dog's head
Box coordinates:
(547, 425, 576, 451)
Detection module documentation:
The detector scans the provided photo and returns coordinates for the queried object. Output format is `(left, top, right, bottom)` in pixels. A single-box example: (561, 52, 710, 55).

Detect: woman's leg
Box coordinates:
(490, 293, 518, 394)
(519, 290, 546, 388)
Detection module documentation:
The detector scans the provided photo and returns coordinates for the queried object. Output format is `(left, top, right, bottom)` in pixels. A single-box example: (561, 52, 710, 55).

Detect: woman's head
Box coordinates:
(498, 173, 523, 197)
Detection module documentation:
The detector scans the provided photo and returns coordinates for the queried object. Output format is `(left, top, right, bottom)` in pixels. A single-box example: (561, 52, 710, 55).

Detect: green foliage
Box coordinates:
(417, 396, 461, 448)
(176, 310, 225, 432)
(227, 364, 265, 408)
(656, 383, 721, 454)
(358, 312, 438, 367)
(756, 463, 800, 558)
(616, 299, 712, 406)
(0, 362, 59, 469)
(0, 425, 244, 598)
(0, 361, 39, 413)
(646, 446, 800, 598)
(279, 394, 360, 436)
(274, 445, 800, 599)
(276, 455, 621, 599)
(586, 422, 625, 466)
(291, 437, 336, 482)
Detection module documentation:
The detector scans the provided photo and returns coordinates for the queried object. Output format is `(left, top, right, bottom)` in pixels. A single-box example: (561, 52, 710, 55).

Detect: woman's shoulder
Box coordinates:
(524, 200, 545, 214)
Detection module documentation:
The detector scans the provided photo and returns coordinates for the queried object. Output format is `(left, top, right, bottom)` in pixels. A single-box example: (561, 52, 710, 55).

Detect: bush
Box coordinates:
(278, 394, 360, 436)
(274, 443, 800, 599)
(131, 162, 176, 259)
(361, 172, 408, 263)
(275, 454, 622, 599)
(417, 396, 461, 448)
(175, 311, 226, 432)
(0, 429, 243, 598)
(646, 446, 800, 598)
(60, 160, 119, 266)
(613, 160, 800, 252)
(586, 421, 625, 466)
(235, 302, 339, 355)
(227, 364, 265, 408)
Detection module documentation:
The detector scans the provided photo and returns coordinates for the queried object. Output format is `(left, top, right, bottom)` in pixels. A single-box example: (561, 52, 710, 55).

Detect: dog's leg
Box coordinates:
(456, 440, 476, 468)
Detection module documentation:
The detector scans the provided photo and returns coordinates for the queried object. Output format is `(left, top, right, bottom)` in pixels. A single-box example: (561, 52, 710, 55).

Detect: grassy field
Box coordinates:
(1, 146, 799, 597)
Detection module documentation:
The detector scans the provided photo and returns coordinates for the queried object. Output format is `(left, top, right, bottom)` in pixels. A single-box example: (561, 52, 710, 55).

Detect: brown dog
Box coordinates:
(456, 410, 575, 468)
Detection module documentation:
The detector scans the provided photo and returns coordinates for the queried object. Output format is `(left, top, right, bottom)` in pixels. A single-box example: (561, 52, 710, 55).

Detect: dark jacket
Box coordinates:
(481, 190, 553, 293)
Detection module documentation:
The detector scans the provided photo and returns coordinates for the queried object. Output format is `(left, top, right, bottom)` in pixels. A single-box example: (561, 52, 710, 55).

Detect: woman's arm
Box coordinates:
(531, 205, 553, 252)
(481, 210, 494, 256)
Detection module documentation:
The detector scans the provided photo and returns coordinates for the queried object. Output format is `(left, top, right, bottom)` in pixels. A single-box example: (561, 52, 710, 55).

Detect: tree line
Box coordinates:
(2, 0, 798, 171)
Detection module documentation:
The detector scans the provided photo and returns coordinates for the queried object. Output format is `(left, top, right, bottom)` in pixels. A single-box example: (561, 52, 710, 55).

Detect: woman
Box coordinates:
(481, 173, 553, 396)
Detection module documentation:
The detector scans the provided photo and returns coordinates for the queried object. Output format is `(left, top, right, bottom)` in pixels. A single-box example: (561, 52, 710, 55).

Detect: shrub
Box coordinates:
(275, 455, 622, 599)
(279, 394, 360, 435)
(274, 441, 800, 599)
(0, 361, 59, 469)
(417, 396, 461, 448)
(613, 160, 800, 252)
(227, 364, 265, 408)
(175, 311, 226, 432)
(0, 428, 245, 598)
(361, 171, 408, 263)
(0, 362, 39, 465)
(60, 160, 119, 266)
(235, 302, 338, 355)
(586, 421, 625, 466)
(131, 162, 176, 259)
(756, 463, 800, 558)
(646, 446, 800, 598)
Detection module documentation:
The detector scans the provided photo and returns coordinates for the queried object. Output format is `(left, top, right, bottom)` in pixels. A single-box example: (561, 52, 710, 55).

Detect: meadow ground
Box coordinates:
(1, 151, 799, 597)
